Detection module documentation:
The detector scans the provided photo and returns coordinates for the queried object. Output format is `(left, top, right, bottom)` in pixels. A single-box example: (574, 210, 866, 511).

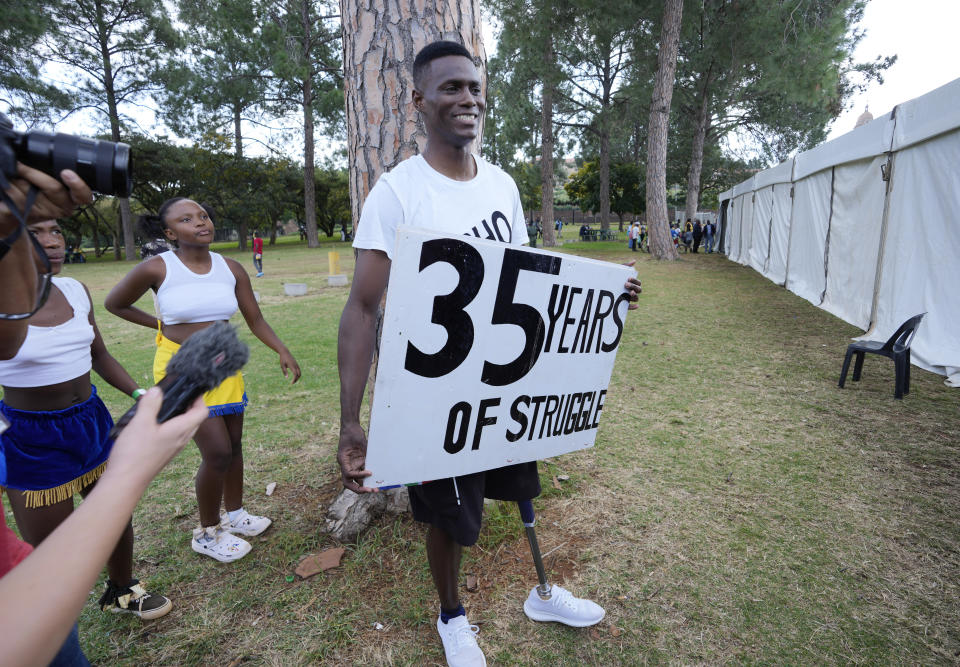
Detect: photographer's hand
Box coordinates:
(0, 165, 92, 229)
(1, 165, 92, 357)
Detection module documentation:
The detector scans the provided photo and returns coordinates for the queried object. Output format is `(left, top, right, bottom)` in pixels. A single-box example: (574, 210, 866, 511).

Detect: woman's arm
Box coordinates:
(83, 284, 140, 396)
(104, 257, 165, 330)
(0, 388, 207, 667)
(227, 259, 301, 383)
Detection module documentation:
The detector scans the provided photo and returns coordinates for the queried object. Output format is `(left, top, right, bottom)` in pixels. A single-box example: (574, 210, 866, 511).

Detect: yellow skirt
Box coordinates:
(154, 332, 247, 417)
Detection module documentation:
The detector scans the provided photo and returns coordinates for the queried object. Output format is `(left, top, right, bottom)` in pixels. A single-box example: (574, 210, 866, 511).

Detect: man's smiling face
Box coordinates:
(414, 55, 485, 149)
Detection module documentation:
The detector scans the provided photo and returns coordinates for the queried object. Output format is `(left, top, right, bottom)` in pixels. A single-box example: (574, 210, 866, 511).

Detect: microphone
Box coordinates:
(108, 322, 249, 439)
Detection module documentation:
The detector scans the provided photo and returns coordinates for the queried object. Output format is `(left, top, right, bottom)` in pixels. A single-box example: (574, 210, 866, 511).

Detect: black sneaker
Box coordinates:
(98, 579, 172, 620)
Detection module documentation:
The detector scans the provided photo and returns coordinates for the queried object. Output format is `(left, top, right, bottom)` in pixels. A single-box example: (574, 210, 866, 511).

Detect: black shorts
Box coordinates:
(409, 462, 541, 547)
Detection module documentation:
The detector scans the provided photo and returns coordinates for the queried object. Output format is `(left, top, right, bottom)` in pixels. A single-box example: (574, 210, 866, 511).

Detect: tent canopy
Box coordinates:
(717, 77, 960, 379)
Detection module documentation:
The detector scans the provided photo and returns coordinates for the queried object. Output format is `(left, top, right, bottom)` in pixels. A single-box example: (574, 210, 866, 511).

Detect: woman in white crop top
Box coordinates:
(105, 198, 301, 563)
(0, 219, 174, 623)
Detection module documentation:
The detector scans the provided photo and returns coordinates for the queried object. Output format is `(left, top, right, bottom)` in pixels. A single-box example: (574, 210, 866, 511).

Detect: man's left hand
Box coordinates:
(621, 260, 642, 310)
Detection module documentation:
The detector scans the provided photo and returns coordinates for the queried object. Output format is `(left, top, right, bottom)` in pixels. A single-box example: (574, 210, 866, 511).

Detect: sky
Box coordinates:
(825, 0, 960, 140)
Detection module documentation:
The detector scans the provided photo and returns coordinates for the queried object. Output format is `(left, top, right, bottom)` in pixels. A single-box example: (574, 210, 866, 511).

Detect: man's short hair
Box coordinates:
(413, 41, 474, 88)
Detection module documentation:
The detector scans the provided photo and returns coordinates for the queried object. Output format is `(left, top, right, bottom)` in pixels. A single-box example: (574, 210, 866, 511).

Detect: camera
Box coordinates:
(0, 112, 133, 198)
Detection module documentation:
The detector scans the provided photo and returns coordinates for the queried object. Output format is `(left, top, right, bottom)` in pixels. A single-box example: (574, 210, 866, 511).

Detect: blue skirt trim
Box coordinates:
(208, 392, 248, 418)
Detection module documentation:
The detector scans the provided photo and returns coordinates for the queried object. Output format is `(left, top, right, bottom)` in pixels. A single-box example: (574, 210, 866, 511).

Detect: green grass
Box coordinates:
(4, 240, 959, 665)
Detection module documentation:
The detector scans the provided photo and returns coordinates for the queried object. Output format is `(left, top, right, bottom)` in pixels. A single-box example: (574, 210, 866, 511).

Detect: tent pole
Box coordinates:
(819, 167, 837, 306)
(864, 106, 901, 337)
(783, 161, 798, 289)
(764, 185, 775, 275)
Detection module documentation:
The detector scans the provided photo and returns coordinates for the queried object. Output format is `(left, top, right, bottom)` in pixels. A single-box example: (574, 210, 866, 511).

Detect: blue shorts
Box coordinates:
(49, 623, 90, 667)
(0, 385, 114, 508)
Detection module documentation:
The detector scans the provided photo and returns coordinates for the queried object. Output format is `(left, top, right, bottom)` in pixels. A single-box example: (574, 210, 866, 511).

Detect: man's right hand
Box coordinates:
(337, 421, 377, 494)
(0, 165, 93, 229)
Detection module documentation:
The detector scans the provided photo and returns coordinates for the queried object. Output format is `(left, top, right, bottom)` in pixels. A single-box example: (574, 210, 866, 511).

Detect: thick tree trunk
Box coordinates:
(539, 37, 556, 247)
(645, 0, 683, 260)
(340, 0, 486, 234)
(684, 73, 712, 223)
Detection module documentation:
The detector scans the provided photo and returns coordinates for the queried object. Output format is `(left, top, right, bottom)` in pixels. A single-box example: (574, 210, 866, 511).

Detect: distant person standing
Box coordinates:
(704, 220, 715, 253)
(252, 231, 264, 278)
(628, 222, 638, 251)
(692, 219, 703, 253)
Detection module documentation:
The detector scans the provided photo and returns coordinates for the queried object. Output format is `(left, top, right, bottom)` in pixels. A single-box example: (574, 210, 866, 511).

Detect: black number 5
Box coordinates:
(481, 249, 561, 386)
(404, 238, 484, 378)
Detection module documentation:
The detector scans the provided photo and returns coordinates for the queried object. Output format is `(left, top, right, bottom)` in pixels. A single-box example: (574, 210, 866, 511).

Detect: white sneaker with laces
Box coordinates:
(522, 584, 605, 627)
(220, 508, 272, 536)
(436, 614, 486, 667)
(191, 525, 251, 562)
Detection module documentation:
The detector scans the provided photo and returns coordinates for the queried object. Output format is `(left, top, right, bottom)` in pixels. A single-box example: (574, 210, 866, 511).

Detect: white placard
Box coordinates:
(365, 228, 634, 488)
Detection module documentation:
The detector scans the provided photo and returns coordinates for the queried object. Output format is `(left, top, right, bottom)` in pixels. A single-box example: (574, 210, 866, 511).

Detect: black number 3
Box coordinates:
(404, 238, 484, 378)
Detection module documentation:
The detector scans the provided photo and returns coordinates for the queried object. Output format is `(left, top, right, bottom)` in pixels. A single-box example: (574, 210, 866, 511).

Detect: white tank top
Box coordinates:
(0, 277, 94, 388)
(155, 251, 239, 325)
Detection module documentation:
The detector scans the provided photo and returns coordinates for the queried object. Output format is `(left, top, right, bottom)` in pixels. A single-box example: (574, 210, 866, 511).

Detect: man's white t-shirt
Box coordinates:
(352, 154, 529, 259)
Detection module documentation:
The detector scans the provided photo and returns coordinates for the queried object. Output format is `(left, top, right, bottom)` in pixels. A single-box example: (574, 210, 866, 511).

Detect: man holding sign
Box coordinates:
(337, 41, 641, 667)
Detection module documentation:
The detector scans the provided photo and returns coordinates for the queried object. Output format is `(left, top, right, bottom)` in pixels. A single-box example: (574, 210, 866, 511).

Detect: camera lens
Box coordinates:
(15, 131, 133, 198)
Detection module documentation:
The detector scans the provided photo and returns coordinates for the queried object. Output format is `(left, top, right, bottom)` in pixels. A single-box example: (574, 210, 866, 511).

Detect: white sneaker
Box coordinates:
(436, 614, 486, 667)
(220, 508, 272, 536)
(191, 525, 252, 562)
(522, 584, 605, 627)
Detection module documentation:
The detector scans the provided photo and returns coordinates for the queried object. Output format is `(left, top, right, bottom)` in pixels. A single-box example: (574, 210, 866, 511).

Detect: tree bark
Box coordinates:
(597, 50, 613, 231)
(683, 72, 713, 223)
(234, 104, 249, 251)
(112, 218, 122, 261)
(645, 0, 683, 261)
(540, 36, 556, 247)
(340, 0, 486, 234)
(90, 212, 101, 257)
(302, 0, 320, 248)
(303, 73, 319, 248)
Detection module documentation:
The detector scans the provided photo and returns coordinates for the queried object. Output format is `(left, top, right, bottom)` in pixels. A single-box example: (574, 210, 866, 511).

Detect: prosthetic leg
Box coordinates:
(517, 499, 552, 600)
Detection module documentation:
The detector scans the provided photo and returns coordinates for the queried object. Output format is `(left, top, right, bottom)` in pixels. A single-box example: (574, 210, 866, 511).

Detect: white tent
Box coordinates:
(718, 78, 960, 381)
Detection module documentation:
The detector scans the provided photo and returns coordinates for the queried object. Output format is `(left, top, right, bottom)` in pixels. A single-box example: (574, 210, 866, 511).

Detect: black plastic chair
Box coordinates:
(838, 313, 925, 399)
